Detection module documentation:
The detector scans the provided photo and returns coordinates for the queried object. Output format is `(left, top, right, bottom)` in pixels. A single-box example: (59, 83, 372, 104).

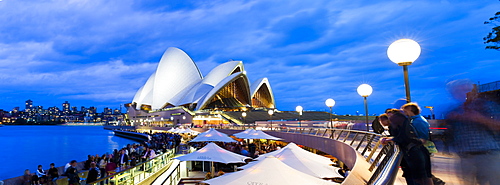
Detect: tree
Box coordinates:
(484, 10, 500, 50)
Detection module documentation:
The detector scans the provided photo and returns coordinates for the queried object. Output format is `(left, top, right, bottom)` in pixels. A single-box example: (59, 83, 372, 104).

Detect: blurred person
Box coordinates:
(401, 103, 430, 142)
(372, 116, 385, 134)
(105, 158, 117, 176)
(84, 155, 93, 170)
(98, 155, 107, 179)
(445, 79, 500, 185)
(378, 114, 390, 135)
(23, 169, 31, 185)
(402, 103, 444, 185)
(86, 162, 100, 185)
(381, 109, 433, 185)
(47, 163, 59, 185)
(216, 170, 225, 177)
(35, 164, 47, 185)
(118, 149, 129, 167)
(65, 160, 80, 185)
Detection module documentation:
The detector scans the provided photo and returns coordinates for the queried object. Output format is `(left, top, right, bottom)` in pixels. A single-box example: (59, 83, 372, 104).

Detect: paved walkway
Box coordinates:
(394, 151, 465, 184)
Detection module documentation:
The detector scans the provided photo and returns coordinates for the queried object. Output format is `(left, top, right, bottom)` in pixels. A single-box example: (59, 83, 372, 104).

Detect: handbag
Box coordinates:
(424, 140, 438, 153)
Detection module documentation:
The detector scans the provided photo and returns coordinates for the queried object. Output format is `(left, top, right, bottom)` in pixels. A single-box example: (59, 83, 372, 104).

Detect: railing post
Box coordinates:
(336, 130, 344, 140)
(350, 132, 360, 146)
(356, 134, 368, 151)
(361, 134, 375, 156)
(342, 130, 351, 142)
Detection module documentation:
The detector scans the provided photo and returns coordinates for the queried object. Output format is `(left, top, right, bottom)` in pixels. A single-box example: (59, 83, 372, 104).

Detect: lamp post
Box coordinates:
(295, 106, 303, 127)
(425, 106, 435, 119)
(268, 109, 274, 130)
(242, 112, 247, 127)
(387, 39, 421, 103)
(325, 98, 336, 128)
(357, 84, 373, 131)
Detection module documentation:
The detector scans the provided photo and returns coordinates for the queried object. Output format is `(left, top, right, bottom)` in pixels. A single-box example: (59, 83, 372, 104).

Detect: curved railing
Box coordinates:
(88, 149, 175, 185)
(212, 126, 402, 185)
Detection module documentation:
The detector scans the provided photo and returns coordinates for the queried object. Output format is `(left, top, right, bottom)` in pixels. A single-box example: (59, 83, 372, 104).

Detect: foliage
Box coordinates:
(484, 10, 500, 50)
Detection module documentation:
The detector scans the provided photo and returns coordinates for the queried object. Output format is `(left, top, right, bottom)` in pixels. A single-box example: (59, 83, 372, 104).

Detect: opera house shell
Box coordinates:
(129, 47, 275, 112)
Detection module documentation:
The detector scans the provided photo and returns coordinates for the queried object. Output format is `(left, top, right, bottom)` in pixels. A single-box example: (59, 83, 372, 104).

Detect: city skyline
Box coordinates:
(0, 0, 499, 117)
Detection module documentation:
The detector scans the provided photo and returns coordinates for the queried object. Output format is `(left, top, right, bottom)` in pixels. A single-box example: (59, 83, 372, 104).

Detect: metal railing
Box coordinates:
(214, 126, 401, 184)
(479, 80, 500, 92)
(278, 127, 401, 185)
(88, 149, 176, 185)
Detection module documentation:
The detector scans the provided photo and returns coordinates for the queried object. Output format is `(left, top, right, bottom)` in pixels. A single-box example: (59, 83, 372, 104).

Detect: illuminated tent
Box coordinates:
(189, 128, 236, 143)
(257, 143, 333, 164)
(202, 156, 339, 185)
(240, 147, 342, 178)
(233, 129, 256, 138)
(174, 143, 249, 164)
(235, 130, 282, 140)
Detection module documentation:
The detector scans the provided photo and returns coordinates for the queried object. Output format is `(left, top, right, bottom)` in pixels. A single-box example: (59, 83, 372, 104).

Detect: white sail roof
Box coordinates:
(131, 47, 274, 111)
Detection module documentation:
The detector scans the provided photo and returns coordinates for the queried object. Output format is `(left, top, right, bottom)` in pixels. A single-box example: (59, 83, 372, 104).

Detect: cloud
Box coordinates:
(0, 0, 498, 115)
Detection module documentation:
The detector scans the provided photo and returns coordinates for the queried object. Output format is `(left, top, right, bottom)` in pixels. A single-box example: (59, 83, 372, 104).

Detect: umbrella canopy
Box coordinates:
(174, 128, 186, 133)
(236, 130, 283, 140)
(167, 127, 178, 133)
(202, 156, 339, 185)
(233, 129, 256, 138)
(241, 147, 342, 178)
(189, 128, 237, 142)
(257, 143, 333, 164)
(174, 143, 250, 163)
(178, 128, 200, 135)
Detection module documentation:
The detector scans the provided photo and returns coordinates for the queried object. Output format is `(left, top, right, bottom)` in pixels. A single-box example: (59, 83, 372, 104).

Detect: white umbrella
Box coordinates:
(237, 130, 283, 140)
(179, 128, 200, 135)
(174, 128, 186, 133)
(189, 128, 237, 143)
(257, 143, 333, 164)
(241, 147, 342, 178)
(202, 156, 339, 185)
(174, 143, 250, 163)
(167, 127, 178, 132)
(233, 129, 256, 138)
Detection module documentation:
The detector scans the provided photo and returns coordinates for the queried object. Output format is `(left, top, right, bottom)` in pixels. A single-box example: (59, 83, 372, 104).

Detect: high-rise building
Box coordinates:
(62, 101, 70, 114)
(25, 99, 33, 111)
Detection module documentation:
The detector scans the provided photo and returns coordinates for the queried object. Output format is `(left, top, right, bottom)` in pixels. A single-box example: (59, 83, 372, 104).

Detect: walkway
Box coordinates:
(394, 141, 464, 185)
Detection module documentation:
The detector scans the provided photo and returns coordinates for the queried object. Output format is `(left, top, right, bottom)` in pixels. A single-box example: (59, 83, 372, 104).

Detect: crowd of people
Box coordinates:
(375, 79, 500, 185)
(21, 132, 183, 185)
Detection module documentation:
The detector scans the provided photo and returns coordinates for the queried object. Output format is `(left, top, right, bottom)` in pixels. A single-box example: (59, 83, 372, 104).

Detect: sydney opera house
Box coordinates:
(126, 47, 275, 126)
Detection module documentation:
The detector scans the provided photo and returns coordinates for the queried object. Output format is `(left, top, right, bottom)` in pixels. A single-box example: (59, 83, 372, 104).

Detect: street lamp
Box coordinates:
(268, 109, 274, 130)
(387, 39, 421, 103)
(357, 84, 373, 131)
(295, 106, 303, 127)
(325, 98, 336, 128)
(425, 106, 435, 119)
(242, 112, 247, 127)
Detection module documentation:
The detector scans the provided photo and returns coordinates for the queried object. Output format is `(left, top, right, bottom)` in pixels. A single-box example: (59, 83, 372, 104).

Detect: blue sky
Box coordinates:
(0, 0, 498, 117)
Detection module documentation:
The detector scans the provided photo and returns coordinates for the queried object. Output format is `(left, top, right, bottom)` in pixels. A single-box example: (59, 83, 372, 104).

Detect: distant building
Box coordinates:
(25, 99, 33, 111)
(62, 101, 70, 114)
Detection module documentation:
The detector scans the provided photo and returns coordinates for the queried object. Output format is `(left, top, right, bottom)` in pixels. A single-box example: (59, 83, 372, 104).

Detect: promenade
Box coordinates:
(394, 152, 462, 185)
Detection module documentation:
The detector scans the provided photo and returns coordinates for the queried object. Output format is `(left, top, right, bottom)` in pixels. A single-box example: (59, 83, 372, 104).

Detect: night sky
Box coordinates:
(0, 0, 498, 117)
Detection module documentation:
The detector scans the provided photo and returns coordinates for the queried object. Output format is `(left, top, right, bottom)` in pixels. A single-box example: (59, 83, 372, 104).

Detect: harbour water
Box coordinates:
(0, 125, 137, 180)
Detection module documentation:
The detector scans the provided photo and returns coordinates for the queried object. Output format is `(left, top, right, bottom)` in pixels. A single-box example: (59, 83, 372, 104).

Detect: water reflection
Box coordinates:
(0, 126, 137, 180)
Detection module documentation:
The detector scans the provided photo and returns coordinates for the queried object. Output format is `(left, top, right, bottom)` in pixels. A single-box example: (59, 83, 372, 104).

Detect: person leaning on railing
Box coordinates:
(380, 109, 433, 185)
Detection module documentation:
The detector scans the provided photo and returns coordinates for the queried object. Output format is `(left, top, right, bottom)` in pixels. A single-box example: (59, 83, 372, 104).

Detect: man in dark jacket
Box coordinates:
(66, 160, 80, 185)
